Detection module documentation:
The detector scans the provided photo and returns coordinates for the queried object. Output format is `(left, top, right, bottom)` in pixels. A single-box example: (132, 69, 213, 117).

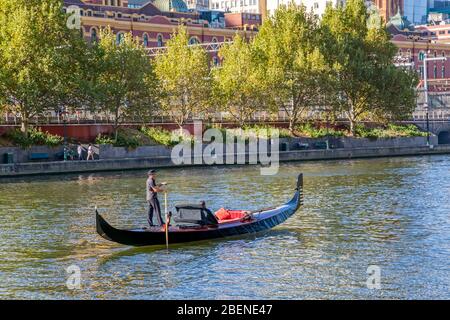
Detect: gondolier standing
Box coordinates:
(146, 170, 165, 227)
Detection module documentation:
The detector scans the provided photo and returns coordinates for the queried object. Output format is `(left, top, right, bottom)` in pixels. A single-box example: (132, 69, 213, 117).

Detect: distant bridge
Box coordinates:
(406, 120, 450, 144)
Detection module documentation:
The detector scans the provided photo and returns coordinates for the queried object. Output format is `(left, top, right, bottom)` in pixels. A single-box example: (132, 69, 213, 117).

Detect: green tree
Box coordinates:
(92, 27, 160, 141)
(320, 0, 417, 135)
(0, 0, 87, 136)
(213, 34, 265, 127)
(254, 2, 326, 133)
(153, 26, 210, 130)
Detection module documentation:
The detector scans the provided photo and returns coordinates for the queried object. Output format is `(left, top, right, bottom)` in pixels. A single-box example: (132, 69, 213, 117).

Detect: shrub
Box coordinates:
(95, 134, 115, 145)
(242, 125, 292, 139)
(140, 126, 191, 147)
(355, 124, 427, 139)
(95, 130, 141, 149)
(6, 128, 63, 147)
(296, 123, 346, 138)
(386, 124, 427, 137)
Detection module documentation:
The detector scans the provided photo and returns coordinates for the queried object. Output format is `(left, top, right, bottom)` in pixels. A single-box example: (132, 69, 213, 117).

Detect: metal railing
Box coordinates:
(146, 41, 229, 56)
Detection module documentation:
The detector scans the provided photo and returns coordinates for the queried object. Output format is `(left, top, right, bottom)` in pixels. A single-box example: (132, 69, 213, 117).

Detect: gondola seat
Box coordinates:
(215, 208, 249, 223)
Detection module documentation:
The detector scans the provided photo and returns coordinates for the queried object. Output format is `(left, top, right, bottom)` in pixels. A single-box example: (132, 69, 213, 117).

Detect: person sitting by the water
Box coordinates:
(147, 170, 166, 227)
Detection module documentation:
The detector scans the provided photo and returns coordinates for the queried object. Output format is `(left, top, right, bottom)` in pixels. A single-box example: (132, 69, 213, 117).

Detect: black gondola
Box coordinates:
(96, 174, 304, 247)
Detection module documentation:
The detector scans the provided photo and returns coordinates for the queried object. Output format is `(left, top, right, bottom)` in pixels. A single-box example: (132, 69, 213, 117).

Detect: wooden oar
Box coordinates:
(164, 191, 169, 250)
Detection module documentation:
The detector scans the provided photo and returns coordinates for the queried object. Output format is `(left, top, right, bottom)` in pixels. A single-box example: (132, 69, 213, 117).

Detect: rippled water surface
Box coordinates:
(0, 156, 449, 299)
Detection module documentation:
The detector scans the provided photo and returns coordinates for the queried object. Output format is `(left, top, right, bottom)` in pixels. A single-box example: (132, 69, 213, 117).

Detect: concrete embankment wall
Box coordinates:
(1, 144, 450, 177)
(0, 136, 440, 164)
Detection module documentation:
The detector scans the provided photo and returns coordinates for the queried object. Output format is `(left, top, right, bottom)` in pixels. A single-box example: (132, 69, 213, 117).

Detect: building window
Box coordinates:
(143, 33, 149, 47)
(434, 65, 438, 78)
(442, 66, 446, 78)
(189, 37, 200, 45)
(91, 28, 97, 43)
(212, 56, 219, 66)
(157, 34, 164, 47)
(116, 32, 124, 45)
(419, 51, 425, 61)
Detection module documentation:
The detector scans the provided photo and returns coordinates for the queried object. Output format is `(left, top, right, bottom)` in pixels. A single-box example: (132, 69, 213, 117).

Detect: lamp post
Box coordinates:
(423, 53, 447, 146)
(58, 107, 68, 161)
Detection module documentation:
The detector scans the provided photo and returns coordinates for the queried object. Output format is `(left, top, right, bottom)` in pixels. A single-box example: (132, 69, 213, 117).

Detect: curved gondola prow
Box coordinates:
(96, 208, 114, 242)
(287, 173, 304, 210)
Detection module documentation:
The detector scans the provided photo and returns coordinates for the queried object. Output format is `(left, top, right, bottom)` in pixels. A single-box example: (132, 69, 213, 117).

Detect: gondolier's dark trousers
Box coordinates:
(148, 197, 163, 226)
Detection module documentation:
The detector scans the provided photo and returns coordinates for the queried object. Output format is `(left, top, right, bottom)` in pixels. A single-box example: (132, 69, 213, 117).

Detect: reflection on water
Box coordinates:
(0, 156, 449, 299)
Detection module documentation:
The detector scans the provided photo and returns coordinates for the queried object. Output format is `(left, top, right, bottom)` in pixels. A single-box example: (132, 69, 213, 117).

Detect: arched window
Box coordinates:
(116, 32, 124, 45)
(211, 37, 218, 50)
(189, 37, 199, 45)
(212, 56, 219, 67)
(419, 51, 425, 61)
(143, 33, 149, 47)
(434, 51, 438, 58)
(434, 65, 438, 78)
(442, 66, 446, 78)
(91, 28, 98, 44)
(157, 34, 164, 47)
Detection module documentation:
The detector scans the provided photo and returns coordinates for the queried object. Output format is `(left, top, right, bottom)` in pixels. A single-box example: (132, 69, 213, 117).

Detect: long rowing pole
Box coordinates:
(164, 191, 169, 250)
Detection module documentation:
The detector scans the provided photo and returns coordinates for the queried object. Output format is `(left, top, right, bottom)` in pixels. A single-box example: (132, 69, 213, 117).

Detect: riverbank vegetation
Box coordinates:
(295, 123, 427, 139)
(4, 128, 63, 147)
(0, 0, 419, 143)
(94, 123, 426, 148)
(0, 122, 426, 149)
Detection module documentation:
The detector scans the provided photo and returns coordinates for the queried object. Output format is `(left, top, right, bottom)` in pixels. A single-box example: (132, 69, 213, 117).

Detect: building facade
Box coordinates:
(393, 33, 450, 78)
(224, 12, 262, 29)
(64, 0, 256, 52)
(372, 0, 404, 22)
(209, 0, 262, 13)
(403, 0, 429, 25)
(185, 0, 210, 10)
(266, 0, 346, 17)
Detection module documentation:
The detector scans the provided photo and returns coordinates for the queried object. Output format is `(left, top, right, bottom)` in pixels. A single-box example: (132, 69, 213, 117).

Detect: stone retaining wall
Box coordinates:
(1, 144, 450, 177)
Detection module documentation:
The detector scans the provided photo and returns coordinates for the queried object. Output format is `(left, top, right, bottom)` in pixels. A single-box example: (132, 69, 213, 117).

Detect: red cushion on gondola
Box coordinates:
(215, 209, 248, 222)
(215, 208, 231, 220)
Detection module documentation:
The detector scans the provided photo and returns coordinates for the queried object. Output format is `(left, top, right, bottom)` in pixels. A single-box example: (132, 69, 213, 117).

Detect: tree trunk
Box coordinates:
(114, 108, 119, 142)
(348, 103, 356, 137)
(179, 125, 184, 137)
(349, 118, 355, 137)
(21, 114, 29, 138)
(177, 117, 184, 137)
(114, 127, 119, 142)
(288, 117, 295, 134)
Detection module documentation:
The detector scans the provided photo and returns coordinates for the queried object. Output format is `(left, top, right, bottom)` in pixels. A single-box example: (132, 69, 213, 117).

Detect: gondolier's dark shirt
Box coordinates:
(146, 178, 158, 201)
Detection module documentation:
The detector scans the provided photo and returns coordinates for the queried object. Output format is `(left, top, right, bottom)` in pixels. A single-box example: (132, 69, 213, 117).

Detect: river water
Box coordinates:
(0, 155, 449, 299)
